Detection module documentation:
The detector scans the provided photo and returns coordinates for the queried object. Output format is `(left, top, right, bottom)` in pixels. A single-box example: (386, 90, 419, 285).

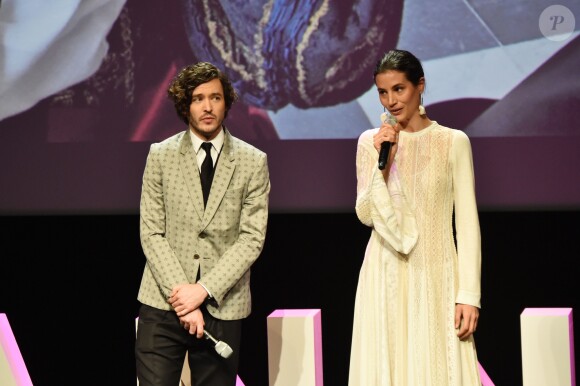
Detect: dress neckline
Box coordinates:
(400, 121, 438, 137)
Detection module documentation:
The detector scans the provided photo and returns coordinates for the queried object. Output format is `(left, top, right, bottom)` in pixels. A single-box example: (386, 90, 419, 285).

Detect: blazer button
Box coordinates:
(194, 254, 200, 260)
(199, 232, 207, 239)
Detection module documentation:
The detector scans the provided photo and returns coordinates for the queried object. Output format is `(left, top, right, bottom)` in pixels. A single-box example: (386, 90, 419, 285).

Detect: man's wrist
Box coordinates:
(197, 282, 213, 300)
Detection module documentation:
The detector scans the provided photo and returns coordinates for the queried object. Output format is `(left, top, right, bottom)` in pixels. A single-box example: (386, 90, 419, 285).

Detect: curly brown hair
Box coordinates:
(167, 62, 239, 125)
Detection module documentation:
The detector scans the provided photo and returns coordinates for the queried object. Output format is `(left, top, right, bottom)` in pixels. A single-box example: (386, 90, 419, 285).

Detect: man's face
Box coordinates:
(188, 78, 226, 140)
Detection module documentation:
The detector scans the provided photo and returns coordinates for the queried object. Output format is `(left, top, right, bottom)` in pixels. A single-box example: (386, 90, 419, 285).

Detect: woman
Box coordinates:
(349, 49, 482, 385)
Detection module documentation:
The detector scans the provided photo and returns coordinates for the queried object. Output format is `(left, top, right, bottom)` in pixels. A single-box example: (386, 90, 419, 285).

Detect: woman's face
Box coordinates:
(375, 70, 424, 125)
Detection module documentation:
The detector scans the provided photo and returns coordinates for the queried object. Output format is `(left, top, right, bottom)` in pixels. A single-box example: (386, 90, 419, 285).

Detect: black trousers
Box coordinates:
(136, 304, 242, 386)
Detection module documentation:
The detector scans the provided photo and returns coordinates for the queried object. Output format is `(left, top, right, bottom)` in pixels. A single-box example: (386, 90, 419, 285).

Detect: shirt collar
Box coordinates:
(191, 127, 225, 154)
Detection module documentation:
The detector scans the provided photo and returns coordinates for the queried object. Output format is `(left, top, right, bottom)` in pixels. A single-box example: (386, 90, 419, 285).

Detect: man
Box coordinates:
(135, 62, 270, 386)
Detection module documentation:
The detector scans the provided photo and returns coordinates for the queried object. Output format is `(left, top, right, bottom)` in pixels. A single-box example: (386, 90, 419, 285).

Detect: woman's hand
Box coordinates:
(455, 303, 479, 341)
(373, 120, 399, 174)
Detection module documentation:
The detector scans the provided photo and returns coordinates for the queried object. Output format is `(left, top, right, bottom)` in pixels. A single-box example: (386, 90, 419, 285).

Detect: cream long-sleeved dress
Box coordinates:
(349, 121, 482, 386)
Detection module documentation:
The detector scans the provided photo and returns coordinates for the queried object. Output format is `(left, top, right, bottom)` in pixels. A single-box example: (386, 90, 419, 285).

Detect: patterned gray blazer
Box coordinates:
(137, 128, 270, 320)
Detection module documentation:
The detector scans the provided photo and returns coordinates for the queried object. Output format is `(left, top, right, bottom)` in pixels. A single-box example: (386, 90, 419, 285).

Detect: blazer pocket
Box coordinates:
(222, 187, 244, 215)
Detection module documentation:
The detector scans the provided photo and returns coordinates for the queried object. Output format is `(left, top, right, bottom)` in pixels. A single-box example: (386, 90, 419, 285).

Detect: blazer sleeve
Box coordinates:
(139, 143, 190, 298)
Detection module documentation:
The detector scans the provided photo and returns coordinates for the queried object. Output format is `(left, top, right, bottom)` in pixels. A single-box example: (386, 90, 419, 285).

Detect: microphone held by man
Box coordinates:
(204, 329, 233, 359)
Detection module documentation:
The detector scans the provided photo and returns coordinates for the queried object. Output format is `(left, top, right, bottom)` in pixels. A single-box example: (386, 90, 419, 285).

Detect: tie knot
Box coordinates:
(201, 142, 212, 154)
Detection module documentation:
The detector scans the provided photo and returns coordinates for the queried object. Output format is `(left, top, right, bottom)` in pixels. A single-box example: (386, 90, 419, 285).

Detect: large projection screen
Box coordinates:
(1, 0, 579, 214)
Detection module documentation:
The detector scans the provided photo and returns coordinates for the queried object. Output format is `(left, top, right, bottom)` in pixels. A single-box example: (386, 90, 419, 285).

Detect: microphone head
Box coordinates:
(380, 112, 387, 123)
(380, 112, 397, 125)
(215, 341, 233, 359)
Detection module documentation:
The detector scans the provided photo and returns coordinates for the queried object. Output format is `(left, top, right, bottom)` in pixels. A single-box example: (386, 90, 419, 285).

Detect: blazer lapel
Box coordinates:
(202, 129, 236, 227)
(179, 131, 205, 221)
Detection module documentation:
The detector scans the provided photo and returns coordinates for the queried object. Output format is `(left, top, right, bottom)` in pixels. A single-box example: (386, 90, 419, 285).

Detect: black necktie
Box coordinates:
(200, 142, 214, 207)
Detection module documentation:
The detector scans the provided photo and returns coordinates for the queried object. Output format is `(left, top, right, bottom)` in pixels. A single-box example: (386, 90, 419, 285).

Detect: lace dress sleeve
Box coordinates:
(451, 130, 482, 308)
(355, 130, 418, 254)
(355, 130, 377, 227)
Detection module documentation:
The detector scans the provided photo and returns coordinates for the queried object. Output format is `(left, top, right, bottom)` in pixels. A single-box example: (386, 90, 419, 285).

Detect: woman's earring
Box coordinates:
(419, 95, 426, 116)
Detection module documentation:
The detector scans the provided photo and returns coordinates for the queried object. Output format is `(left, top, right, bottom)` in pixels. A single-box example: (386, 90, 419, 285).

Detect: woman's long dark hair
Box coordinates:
(373, 50, 424, 86)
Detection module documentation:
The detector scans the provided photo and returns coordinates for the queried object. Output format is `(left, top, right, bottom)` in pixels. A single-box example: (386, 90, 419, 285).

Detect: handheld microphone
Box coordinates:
(378, 112, 397, 170)
(204, 329, 233, 359)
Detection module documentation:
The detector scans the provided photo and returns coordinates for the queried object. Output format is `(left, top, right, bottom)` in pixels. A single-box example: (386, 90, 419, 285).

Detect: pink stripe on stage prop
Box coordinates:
(0, 313, 34, 386)
(478, 361, 495, 386)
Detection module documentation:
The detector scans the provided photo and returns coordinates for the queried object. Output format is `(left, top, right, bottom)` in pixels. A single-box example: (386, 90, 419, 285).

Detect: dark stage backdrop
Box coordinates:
(0, 211, 578, 386)
(1, 0, 580, 215)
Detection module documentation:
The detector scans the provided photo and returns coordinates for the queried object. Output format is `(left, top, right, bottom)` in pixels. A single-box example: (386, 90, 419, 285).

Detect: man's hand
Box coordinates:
(455, 303, 479, 341)
(179, 308, 205, 338)
(168, 283, 209, 317)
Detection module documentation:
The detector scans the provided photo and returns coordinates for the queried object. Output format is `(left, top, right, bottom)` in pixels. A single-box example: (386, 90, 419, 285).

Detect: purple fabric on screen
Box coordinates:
(180, 0, 403, 111)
